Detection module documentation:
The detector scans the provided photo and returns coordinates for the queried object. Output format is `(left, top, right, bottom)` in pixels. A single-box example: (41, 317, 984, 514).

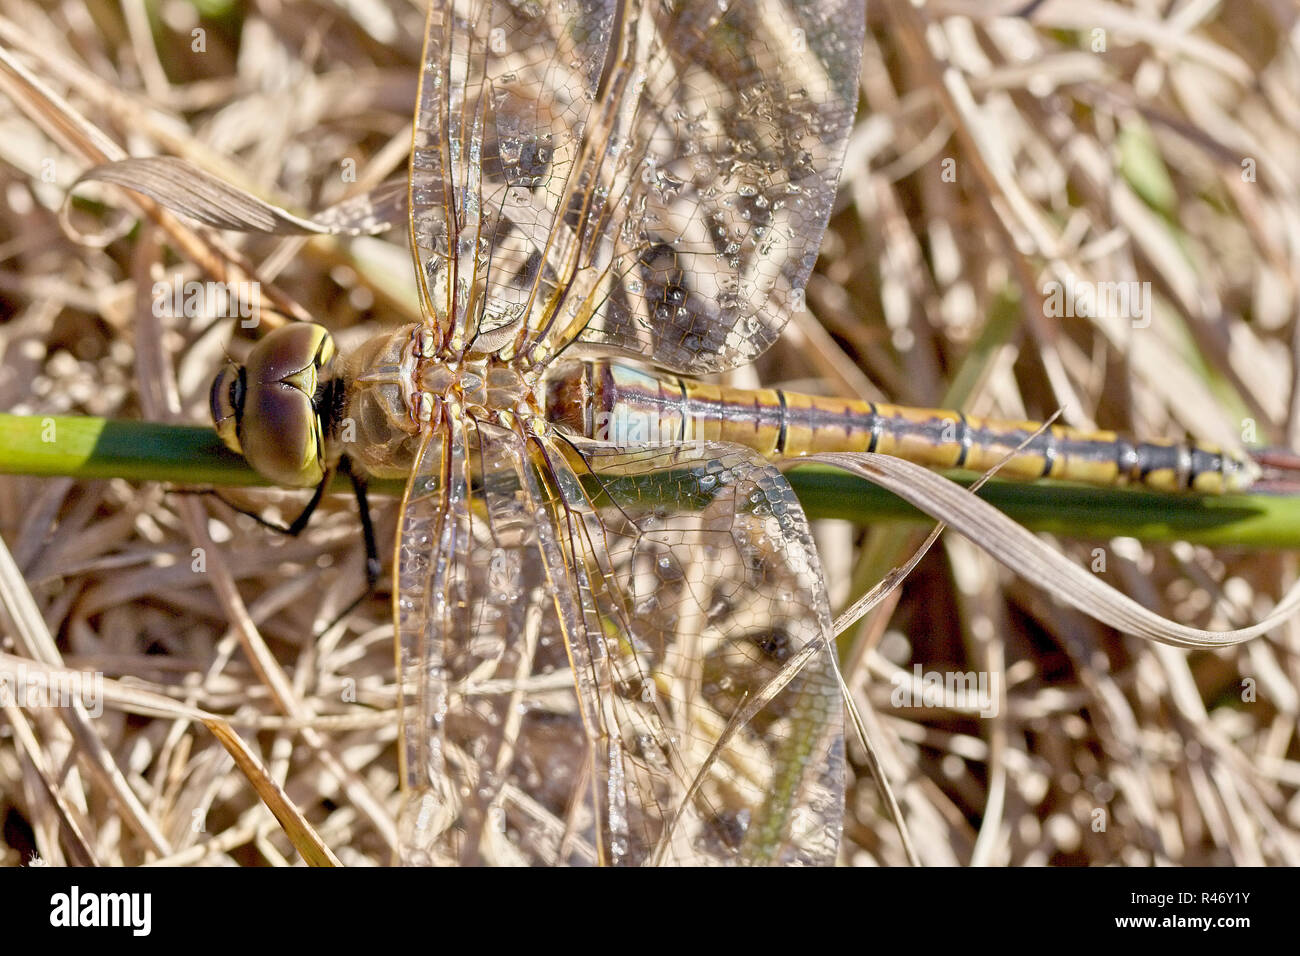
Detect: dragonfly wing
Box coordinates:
(399, 410, 621, 866)
(408, 1, 862, 372)
(565, 0, 865, 374)
(408, 0, 617, 351)
(396, 412, 589, 866)
(396, 414, 844, 865)
(537, 435, 845, 864)
(393, 417, 465, 865)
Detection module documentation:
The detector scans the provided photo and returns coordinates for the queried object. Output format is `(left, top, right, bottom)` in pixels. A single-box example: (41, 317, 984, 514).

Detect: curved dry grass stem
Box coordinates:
(808, 452, 1300, 649)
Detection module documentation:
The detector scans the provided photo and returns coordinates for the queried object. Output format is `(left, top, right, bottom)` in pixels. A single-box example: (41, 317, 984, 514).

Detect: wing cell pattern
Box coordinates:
(408, 0, 863, 372)
(396, 421, 843, 865)
(396, 0, 862, 866)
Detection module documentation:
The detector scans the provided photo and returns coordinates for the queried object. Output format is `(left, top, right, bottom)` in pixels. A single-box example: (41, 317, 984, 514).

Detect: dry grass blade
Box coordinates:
(0, 652, 339, 867)
(201, 720, 340, 867)
(67, 157, 402, 240)
(807, 452, 1300, 648)
(1, 514, 342, 865)
(0, 18, 315, 321)
(1, 698, 97, 865)
(826, 414, 1063, 637)
(0, 520, 173, 857)
(0, 37, 124, 165)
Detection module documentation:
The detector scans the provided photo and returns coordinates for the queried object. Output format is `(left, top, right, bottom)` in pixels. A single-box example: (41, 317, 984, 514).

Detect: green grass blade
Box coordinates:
(4, 414, 1299, 548)
(784, 462, 1300, 550)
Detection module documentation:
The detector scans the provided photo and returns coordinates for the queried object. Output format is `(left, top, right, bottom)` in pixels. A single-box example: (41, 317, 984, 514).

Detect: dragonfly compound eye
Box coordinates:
(210, 363, 245, 456)
(211, 323, 338, 489)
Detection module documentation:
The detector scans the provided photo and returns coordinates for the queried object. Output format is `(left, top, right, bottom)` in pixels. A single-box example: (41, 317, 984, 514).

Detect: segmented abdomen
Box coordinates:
(547, 361, 1258, 494)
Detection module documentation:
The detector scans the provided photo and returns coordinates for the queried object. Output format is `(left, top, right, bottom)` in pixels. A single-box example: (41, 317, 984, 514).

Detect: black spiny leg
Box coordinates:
(175, 458, 380, 635)
(173, 476, 328, 537)
(341, 456, 381, 593)
(313, 456, 381, 636)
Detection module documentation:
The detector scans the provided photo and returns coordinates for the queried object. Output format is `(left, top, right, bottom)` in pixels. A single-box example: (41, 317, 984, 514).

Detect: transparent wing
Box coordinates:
(407, 0, 863, 372)
(542, 436, 845, 865)
(407, 0, 617, 353)
(395, 417, 843, 865)
(544, 0, 865, 373)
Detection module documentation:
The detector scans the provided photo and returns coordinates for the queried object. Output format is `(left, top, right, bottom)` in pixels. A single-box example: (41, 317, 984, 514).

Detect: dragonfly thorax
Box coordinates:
(331, 323, 546, 480)
(417, 356, 533, 423)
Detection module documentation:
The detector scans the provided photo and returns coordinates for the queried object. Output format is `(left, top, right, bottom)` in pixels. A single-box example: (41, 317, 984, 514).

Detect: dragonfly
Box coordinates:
(205, 0, 1262, 866)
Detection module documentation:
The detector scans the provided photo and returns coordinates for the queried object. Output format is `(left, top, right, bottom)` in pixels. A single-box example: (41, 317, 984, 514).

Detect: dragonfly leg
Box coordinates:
(311, 457, 382, 636)
(172, 476, 329, 536)
(177, 458, 380, 615)
(340, 456, 381, 591)
(283, 472, 330, 536)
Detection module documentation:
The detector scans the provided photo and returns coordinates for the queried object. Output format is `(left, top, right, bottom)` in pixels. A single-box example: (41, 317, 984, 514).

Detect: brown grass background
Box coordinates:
(1, 0, 1299, 865)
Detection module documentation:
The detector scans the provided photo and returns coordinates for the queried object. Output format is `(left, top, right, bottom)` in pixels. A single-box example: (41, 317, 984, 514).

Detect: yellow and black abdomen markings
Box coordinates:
(776, 396, 1257, 494)
(571, 361, 1257, 494)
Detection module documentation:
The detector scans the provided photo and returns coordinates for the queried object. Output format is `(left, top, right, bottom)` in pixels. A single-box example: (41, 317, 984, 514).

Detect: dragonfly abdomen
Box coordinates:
(553, 361, 1257, 494)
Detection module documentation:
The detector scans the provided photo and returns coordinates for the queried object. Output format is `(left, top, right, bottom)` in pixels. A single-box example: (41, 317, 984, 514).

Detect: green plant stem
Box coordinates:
(4, 414, 1299, 548)
(784, 462, 1300, 549)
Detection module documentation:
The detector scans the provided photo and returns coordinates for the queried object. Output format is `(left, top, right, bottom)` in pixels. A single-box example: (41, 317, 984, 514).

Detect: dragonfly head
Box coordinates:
(210, 322, 338, 489)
